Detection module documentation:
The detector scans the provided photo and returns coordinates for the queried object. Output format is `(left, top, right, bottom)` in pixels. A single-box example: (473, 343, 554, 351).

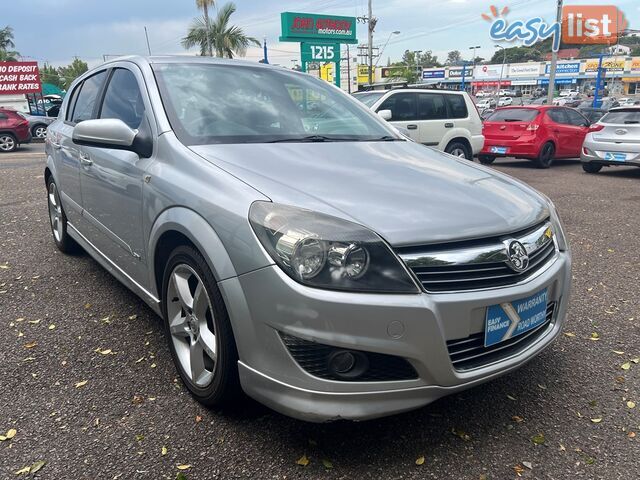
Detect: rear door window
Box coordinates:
(70, 70, 108, 124)
(565, 109, 588, 126)
(486, 109, 539, 122)
(546, 108, 568, 124)
(445, 94, 468, 119)
(417, 93, 447, 120)
(378, 93, 417, 122)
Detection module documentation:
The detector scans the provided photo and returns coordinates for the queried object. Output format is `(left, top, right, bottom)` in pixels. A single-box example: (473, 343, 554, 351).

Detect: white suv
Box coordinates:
(354, 89, 484, 159)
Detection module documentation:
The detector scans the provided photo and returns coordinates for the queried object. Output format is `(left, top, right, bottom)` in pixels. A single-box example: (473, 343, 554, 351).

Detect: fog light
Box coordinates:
(327, 350, 370, 379)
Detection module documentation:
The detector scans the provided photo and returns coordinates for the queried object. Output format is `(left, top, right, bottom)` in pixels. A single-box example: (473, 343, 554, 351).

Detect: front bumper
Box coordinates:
(220, 252, 571, 422)
(581, 141, 640, 167)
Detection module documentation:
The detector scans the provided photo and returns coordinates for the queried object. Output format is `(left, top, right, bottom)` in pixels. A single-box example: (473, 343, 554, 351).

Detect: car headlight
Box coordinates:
(546, 199, 569, 252)
(249, 202, 419, 293)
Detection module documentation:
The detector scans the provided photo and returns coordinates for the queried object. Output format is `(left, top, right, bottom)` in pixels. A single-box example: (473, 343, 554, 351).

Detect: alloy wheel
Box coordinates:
(48, 182, 63, 243)
(450, 147, 467, 158)
(34, 126, 47, 138)
(0, 135, 16, 152)
(166, 264, 218, 387)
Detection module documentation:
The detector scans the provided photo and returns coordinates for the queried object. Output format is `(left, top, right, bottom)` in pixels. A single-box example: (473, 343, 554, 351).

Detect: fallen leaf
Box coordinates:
(514, 464, 525, 476)
(28, 320, 40, 325)
(128, 314, 138, 320)
(564, 332, 576, 337)
(507, 394, 517, 401)
(322, 459, 333, 469)
(612, 350, 625, 355)
(176, 464, 191, 470)
(621, 362, 631, 370)
(150, 363, 157, 368)
(590, 332, 600, 341)
(415, 456, 425, 466)
(75, 380, 88, 388)
(296, 455, 310, 466)
(84, 303, 92, 309)
(195, 415, 202, 423)
(627, 401, 636, 409)
(176, 474, 188, 480)
(522, 461, 533, 469)
(531, 433, 545, 445)
(632, 358, 640, 364)
(591, 418, 602, 423)
(136, 434, 144, 442)
(48, 324, 55, 330)
(14, 466, 30, 475)
(6, 428, 17, 439)
(628, 432, 636, 438)
(0, 264, 9, 270)
(132, 395, 144, 405)
(512, 415, 524, 423)
(30, 461, 46, 474)
(538, 384, 547, 390)
(161, 446, 168, 456)
(24, 342, 37, 349)
(95, 348, 113, 355)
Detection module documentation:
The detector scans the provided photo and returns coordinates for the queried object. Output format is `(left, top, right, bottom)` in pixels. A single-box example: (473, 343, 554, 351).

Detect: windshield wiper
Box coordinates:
(373, 135, 403, 141)
(624, 120, 640, 124)
(267, 135, 400, 143)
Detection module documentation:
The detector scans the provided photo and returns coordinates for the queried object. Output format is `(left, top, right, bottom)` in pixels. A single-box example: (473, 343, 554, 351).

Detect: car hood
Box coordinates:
(190, 141, 549, 246)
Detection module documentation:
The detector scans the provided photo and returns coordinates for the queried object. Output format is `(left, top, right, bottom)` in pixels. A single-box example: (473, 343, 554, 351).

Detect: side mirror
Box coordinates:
(72, 118, 152, 158)
(377, 109, 392, 121)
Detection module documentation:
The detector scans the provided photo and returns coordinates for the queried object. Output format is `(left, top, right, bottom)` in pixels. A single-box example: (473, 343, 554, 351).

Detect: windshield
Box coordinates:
(153, 63, 396, 145)
(352, 91, 385, 107)
(486, 108, 539, 122)
(600, 110, 640, 124)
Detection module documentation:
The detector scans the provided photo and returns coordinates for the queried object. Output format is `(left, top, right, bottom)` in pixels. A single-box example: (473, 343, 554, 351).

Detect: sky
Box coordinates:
(5, 0, 640, 69)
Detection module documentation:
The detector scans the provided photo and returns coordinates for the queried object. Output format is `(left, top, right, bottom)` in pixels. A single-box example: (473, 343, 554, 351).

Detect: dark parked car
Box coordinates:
(576, 106, 608, 124)
(0, 108, 32, 152)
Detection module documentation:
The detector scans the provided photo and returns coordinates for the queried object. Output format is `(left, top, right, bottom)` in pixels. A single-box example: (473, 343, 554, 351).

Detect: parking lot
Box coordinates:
(1, 143, 639, 479)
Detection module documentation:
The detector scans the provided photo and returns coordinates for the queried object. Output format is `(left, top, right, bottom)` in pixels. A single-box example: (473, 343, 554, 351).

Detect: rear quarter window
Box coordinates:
(445, 94, 468, 119)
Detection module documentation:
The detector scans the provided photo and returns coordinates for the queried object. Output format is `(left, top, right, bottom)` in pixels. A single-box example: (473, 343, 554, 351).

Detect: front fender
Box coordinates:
(147, 207, 238, 297)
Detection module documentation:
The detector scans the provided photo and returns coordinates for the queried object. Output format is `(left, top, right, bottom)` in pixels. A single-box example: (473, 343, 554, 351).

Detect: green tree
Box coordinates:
(446, 50, 462, 65)
(40, 64, 62, 88)
(489, 45, 543, 63)
(182, 2, 260, 58)
(58, 58, 88, 90)
(196, 0, 215, 56)
(0, 26, 20, 61)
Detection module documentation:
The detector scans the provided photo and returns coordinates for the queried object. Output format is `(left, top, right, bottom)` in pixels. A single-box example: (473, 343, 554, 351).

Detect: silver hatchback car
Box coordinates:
(581, 107, 640, 173)
(45, 57, 571, 422)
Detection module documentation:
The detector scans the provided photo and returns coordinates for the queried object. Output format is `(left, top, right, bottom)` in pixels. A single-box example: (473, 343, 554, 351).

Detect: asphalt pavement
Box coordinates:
(1, 144, 639, 479)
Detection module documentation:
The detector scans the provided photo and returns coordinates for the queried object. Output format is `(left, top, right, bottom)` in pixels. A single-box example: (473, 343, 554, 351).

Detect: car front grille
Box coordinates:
(396, 221, 557, 293)
(280, 333, 418, 382)
(446, 301, 557, 371)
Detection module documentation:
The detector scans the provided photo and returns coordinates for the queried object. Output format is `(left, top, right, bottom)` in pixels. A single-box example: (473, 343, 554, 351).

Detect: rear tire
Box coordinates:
(478, 155, 496, 165)
(161, 245, 241, 408)
(0, 133, 17, 153)
(32, 124, 48, 139)
(46, 177, 80, 253)
(535, 142, 555, 169)
(445, 141, 472, 160)
(582, 162, 603, 174)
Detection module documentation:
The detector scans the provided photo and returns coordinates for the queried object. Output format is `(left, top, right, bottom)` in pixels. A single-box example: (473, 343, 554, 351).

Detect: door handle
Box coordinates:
(445, 123, 454, 128)
(79, 153, 93, 166)
(51, 142, 62, 150)
(407, 124, 418, 130)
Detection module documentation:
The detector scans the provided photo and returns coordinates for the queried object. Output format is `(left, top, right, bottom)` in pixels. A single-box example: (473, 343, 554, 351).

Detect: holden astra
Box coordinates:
(44, 57, 571, 422)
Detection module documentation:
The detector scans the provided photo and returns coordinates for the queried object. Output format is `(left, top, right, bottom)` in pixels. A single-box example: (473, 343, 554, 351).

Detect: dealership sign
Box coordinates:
(545, 62, 580, 75)
(475, 65, 503, 78)
(538, 78, 577, 85)
(280, 12, 357, 43)
(423, 69, 445, 79)
(0, 61, 42, 94)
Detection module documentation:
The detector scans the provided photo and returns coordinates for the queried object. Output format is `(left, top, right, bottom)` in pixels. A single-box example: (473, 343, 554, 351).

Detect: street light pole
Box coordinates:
(367, 0, 375, 86)
(495, 45, 506, 105)
(468, 45, 481, 94)
(547, 0, 564, 105)
(374, 31, 400, 68)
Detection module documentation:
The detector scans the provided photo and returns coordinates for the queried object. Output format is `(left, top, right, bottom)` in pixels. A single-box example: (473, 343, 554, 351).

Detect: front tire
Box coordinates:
(32, 124, 48, 139)
(535, 142, 555, 169)
(445, 141, 472, 160)
(162, 245, 240, 407)
(0, 133, 17, 153)
(46, 177, 79, 253)
(478, 155, 496, 165)
(582, 162, 603, 174)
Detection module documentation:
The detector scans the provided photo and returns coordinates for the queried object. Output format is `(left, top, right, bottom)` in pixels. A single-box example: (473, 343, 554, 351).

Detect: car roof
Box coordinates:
(381, 89, 466, 95)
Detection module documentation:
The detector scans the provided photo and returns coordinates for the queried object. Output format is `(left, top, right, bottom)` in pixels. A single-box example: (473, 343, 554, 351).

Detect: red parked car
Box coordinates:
(479, 106, 593, 168)
(0, 108, 32, 153)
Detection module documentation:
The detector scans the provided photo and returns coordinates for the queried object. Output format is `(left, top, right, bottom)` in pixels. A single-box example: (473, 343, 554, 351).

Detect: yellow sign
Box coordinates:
(630, 58, 640, 72)
(357, 64, 374, 85)
(320, 63, 334, 83)
(584, 58, 625, 73)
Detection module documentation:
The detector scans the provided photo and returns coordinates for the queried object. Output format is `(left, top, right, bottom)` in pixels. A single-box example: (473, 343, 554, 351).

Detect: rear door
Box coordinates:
(563, 108, 590, 156)
(376, 92, 419, 141)
(416, 92, 450, 147)
(545, 108, 574, 157)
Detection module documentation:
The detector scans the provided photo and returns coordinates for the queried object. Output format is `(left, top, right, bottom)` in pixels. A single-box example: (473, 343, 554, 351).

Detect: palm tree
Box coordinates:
(0, 26, 20, 61)
(195, 0, 214, 56)
(182, 2, 260, 59)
